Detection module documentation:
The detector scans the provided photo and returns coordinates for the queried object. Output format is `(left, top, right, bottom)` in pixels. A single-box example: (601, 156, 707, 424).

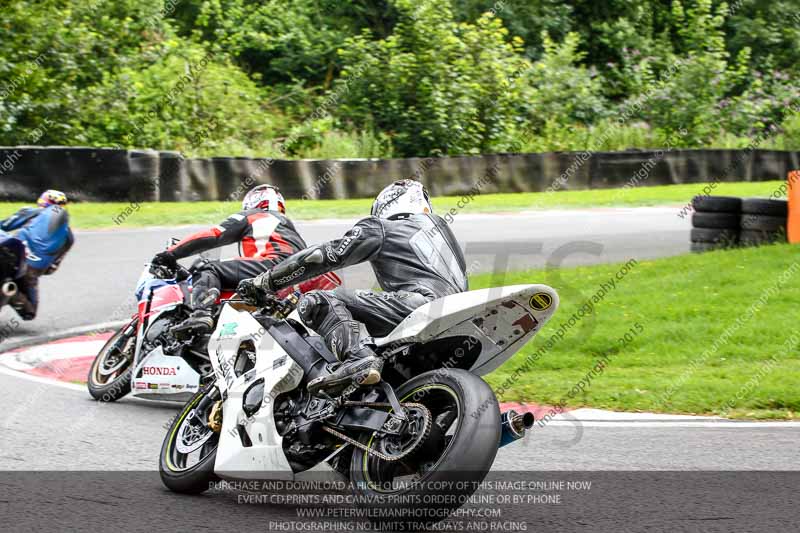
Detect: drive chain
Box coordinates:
(322, 402, 431, 462)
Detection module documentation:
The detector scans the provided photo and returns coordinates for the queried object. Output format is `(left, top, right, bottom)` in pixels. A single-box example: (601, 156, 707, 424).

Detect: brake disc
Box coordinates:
(175, 409, 215, 454)
(98, 337, 134, 377)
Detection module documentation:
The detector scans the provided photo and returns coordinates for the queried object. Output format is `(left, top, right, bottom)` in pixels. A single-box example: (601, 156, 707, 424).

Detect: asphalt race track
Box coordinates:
(2, 206, 798, 531)
(1, 371, 798, 531)
(0, 207, 689, 340)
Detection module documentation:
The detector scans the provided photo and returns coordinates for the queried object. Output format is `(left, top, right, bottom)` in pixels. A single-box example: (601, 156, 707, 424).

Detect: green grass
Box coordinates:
(471, 243, 800, 420)
(0, 180, 788, 229)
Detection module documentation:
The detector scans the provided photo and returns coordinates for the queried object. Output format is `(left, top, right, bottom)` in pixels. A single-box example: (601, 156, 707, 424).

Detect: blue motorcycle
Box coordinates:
(0, 230, 26, 309)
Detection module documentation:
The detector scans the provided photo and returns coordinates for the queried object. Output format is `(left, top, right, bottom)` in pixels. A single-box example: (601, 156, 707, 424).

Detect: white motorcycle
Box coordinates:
(159, 283, 558, 523)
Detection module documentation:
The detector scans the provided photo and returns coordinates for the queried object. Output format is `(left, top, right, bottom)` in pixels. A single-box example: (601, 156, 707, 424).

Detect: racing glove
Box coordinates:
(236, 278, 260, 303)
(237, 272, 278, 308)
(252, 270, 274, 292)
(236, 271, 273, 300)
(151, 251, 178, 270)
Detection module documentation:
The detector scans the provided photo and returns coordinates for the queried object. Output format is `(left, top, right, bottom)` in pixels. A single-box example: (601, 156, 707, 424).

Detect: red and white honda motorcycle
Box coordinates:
(87, 248, 340, 403)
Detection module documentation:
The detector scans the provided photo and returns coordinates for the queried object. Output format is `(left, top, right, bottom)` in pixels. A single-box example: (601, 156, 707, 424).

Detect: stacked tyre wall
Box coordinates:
(1, 146, 799, 202)
(690, 196, 788, 252)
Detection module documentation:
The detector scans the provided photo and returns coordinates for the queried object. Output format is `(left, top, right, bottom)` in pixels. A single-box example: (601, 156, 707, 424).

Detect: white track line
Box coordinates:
(1, 361, 795, 428)
(3, 340, 108, 371)
(0, 365, 85, 392)
(3, 323, 799, 428)
(540, 420, 800, 428)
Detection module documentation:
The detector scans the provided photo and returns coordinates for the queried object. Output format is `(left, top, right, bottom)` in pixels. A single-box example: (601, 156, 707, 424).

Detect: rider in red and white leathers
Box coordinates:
(151, 185, 335, 334)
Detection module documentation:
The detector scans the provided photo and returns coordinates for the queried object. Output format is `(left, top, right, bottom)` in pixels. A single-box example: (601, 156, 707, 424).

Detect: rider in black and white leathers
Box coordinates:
(239, 179, 467, 396)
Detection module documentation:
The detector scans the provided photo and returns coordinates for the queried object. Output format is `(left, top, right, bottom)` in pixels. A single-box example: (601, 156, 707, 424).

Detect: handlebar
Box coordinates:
(149, 262, 191, 281)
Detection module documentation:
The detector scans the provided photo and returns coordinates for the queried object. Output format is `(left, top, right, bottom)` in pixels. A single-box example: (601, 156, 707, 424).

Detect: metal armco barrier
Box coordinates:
(1, 146, 798, 202)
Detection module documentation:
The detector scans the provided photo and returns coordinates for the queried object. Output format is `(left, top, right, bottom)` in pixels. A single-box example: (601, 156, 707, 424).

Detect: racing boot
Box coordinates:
(307, 346, 383, 397)
(172, 309, 215, 338)
(172, 287, 219, 338)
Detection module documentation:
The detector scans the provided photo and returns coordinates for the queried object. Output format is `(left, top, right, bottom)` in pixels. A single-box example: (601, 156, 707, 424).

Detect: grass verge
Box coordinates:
(0, 180, 788, 229)
(471, 243, 800, 420)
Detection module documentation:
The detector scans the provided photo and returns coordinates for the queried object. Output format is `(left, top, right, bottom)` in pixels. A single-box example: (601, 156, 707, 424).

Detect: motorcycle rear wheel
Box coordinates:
(349, 368, 501, 527)
(159, 384, 220, 494)
(87, 318, 137, 402)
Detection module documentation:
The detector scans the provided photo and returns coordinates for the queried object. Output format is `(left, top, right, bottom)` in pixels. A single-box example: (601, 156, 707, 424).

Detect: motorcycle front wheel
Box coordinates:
(159, 384, 221, 494)
(87, 318, 137, 401)
(349, 368, 501, 526)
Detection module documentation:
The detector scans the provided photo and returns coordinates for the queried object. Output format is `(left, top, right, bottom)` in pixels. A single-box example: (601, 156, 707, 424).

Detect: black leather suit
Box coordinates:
(267, 213, 468, 360)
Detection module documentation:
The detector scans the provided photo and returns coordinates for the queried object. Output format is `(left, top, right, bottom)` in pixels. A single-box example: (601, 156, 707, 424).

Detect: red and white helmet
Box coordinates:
(242, 185, 285, 213)
(371, 179, 432, 220)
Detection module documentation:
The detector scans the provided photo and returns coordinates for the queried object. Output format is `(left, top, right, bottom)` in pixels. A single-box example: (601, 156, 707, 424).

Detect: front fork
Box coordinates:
(109, 317, 138, 356)
(195, 384, 223, 430)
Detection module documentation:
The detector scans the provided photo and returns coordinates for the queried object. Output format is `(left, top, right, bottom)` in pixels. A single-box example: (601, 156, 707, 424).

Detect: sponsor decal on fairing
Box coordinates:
(142, 366, 178, 376)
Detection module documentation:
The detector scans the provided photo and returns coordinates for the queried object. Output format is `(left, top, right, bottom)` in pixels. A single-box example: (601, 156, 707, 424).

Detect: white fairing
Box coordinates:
(210, 283, 558, 481)
(210, 304, 303, 479)
(130, 346, 200, 401)
(375, 284, 559, 375)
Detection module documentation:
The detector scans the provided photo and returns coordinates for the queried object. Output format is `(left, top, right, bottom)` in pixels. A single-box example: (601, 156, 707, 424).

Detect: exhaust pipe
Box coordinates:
(1, 281, 17, 298)
(499, 409, 535, 448)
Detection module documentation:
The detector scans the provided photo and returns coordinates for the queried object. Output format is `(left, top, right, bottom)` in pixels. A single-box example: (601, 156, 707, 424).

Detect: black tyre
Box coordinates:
(159, 385, 221, 494)
(741, 198, 787, 217)
(692, 212, 740, 229)
(349, 368, 501, 527)
(690, 228, 739, 244)
(692, 195, 741, 213)
(740, 229, 785, 246)
(691, 242, 730, 253)
(740, 214, 786, 232)
(87, 319, 137, 402)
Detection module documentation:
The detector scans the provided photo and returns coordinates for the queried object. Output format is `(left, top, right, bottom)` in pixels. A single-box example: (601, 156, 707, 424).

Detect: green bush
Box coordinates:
(0, 0, 175, 145)
(720, 71, 800, 137)
(191, 0, 349, 88)
(2, 0, 800, 159)
(278, 117, 393, 159)
(516, 31, 608, 131)
(336, 0, 529, 157)
(82, 43, 285, 156)
(627, 0, 751, 145)
(770, 113, 800, 151)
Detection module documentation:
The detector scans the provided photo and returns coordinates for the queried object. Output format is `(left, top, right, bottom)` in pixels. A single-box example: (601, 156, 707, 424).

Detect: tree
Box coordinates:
(0, 0, 174, 145)
(626, 0, 751, 145)
(336, 0, 529, 156)
(82, 44, 284, 155)
(517, 32, 608, 132)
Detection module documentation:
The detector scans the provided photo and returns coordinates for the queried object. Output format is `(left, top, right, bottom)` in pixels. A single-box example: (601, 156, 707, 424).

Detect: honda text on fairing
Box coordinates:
(159, 277, 556, 524)
(86, 243, 341, 403)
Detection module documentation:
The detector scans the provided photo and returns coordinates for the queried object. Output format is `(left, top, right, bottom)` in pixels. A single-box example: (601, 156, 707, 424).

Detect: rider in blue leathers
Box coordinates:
(0, 190, 74, 320)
